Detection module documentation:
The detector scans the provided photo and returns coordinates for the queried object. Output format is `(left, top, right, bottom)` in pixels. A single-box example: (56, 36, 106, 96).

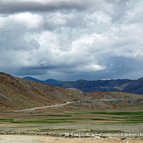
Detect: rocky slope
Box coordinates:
(0, 72, 82, 110)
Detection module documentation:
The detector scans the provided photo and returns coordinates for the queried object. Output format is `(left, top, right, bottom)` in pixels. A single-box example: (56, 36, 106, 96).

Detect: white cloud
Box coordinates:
(27, 31, 65, 66)
(75, 64, 106, 72)
(12, 13, 44, 29)
(0, 13, 43, 30)
(46, 12, 74, 26)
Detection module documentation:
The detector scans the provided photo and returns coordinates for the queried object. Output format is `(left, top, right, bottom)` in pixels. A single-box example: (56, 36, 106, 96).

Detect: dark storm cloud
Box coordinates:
(99, 56, 143, 79)
(16, 64, 79, 80)
(68, 56, 143, 80)
(0, 0, 92, 14)
(19, 65, 64, 71)
(16, 68, 47, 76)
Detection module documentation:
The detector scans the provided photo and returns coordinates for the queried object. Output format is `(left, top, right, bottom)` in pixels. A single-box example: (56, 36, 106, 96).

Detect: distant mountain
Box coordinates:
(45, 79, 63, 87)
(123, 78, 143, 94)
(23, 76, 143, 94)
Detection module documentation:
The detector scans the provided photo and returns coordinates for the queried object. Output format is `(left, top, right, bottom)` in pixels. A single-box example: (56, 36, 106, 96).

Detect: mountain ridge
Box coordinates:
(0, 72, 143, 111)
(23, 76, 143, 94)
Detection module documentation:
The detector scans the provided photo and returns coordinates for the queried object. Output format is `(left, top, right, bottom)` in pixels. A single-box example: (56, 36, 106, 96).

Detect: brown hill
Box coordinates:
(0, 72, 82, 110)
(81, 92, 143, 109)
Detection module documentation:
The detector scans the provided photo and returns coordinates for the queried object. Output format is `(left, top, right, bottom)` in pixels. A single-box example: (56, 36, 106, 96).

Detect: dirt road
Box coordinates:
(14, 102, 72, 112)
(0, 135, 142, 143)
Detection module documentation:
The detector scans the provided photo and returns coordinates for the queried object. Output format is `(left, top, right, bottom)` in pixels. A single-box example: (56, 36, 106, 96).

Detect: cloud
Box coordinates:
(0, 12, 43, 30)
(0, 0, 94, 14)
(0, 0, 143, 80)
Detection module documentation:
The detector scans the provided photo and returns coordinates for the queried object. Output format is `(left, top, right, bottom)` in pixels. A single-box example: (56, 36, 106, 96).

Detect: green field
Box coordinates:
(0, 111, 143, 124)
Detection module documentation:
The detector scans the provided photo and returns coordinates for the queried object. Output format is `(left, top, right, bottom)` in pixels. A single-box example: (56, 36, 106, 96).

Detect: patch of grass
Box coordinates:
(0, 118, 14, 123)
(64, 111, 143, 124)
(1, 111, 143, 125)
(12, 119, 74, 124)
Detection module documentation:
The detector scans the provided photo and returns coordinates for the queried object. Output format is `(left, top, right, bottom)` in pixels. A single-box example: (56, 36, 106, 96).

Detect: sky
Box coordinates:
(0, 0, 143, 80)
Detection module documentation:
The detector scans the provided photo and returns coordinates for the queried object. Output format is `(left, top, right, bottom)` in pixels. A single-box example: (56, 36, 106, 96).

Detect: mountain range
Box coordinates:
(24, 77, 143, 94)
(0, 72, 143, 110)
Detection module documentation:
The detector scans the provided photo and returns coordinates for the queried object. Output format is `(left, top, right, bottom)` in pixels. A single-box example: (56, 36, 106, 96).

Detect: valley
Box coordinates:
(0, 72, 143, 142)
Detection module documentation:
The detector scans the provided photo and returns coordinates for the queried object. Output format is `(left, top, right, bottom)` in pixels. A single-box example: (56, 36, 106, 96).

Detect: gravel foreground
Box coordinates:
(0, 135, 142, 143)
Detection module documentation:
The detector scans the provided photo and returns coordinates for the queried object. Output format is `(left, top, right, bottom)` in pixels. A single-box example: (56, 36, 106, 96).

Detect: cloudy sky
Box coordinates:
(0, 0, 143, 80)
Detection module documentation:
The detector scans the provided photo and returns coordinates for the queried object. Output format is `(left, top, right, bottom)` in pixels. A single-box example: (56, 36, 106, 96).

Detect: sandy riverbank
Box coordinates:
(0, 135, 142, 143)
